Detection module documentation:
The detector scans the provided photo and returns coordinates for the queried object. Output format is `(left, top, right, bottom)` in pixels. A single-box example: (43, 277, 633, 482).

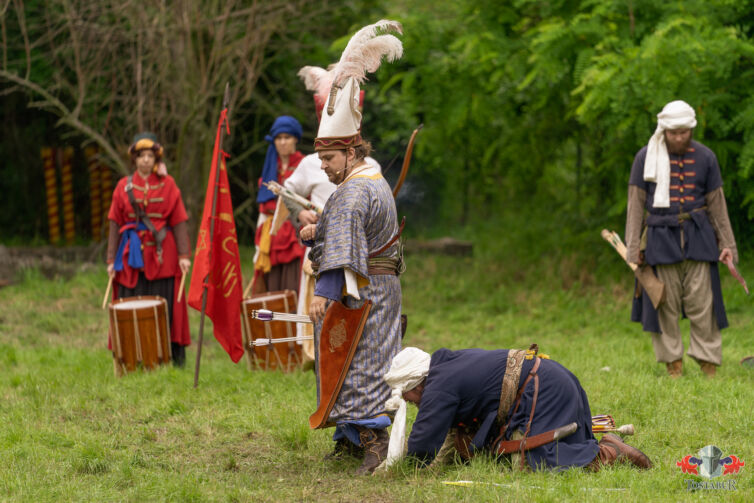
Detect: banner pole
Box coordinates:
(194, 82, 231, 388)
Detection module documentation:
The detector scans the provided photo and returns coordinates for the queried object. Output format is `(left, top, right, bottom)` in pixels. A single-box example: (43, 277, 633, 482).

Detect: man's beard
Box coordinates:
(667, 135, 692, 155)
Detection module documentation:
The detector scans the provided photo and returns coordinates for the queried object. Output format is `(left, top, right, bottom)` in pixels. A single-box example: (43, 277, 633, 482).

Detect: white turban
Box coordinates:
(377, 347, 431, 471)
(644, 100, 697, 208)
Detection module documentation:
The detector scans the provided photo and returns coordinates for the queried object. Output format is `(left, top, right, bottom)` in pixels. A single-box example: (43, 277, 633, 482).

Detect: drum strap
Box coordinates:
(126, 175, 167, 264)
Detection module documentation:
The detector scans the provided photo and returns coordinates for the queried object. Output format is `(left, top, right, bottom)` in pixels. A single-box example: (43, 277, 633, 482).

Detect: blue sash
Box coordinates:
(113, 222, 148, 271)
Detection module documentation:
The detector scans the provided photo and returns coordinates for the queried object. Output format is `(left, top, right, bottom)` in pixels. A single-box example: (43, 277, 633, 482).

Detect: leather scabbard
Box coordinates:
(309, 299, 372, 429)
(495, 422, 578, 455)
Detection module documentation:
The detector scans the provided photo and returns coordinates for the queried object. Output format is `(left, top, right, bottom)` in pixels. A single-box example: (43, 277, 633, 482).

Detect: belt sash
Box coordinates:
(114, 221, 148, 271)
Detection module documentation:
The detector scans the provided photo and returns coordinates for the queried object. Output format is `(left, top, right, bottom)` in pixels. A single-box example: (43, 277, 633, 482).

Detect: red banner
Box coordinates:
(188, 109, 244, 362)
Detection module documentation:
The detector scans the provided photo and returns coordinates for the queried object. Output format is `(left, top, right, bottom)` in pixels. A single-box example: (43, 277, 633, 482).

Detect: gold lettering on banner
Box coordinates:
(222, 235, 237, 256)
(219, 212, 233, 223)
(196, 229, 208, 253)
(221, 261, 239, 298)
(328, 319, 347, 352)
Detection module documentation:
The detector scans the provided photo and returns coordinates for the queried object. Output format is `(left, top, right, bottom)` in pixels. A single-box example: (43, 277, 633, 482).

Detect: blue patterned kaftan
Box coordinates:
(309, 167, 402, 425)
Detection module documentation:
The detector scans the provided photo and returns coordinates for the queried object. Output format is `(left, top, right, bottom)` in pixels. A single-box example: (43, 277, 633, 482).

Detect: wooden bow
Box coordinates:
(392, 124, 423, 198)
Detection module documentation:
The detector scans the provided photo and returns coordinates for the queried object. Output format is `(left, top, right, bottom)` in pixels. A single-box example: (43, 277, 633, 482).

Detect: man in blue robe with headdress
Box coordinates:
(299, 20, 405, 475)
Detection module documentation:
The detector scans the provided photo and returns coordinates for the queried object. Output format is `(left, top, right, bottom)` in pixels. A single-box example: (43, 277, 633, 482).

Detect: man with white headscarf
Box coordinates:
(626, 100, 737, 378)
(381, 347, 652, 472)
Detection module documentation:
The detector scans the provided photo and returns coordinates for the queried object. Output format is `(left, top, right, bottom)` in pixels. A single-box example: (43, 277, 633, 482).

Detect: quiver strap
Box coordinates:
(309, 299, 372, 429)
(126, 175, 167, 264)
(497, 350, 526, 424)
(369, 216, 405, 258)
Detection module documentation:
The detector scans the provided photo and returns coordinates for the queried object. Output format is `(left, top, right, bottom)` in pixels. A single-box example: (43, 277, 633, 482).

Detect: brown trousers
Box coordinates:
(652, 260, 721, 365)
(264, 258, 301, 293)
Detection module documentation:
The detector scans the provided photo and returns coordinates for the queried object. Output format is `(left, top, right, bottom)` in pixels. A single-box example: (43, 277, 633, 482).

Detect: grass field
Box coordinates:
(1, 230, 752, 502)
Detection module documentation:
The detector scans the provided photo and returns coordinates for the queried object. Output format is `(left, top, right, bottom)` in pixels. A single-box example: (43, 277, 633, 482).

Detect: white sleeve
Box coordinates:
(284, 155, 318, 198)
(252, 212, 269, 264)
(343, 268, 361, 300)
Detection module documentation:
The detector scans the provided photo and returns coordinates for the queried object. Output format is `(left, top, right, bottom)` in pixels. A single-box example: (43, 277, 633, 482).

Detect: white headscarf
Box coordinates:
(377, 347, 431, 471)
(644, 100, 697, 208)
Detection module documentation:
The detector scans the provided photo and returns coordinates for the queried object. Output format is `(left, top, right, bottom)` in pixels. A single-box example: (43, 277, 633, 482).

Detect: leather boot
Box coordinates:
(699, 361, 717, 378)
(323, 438, 364, 461)
(666, 359, 683, 379)
(599, 433, 652, 469)
(587, 442, 619, 471)
(354, 427, 389, 475)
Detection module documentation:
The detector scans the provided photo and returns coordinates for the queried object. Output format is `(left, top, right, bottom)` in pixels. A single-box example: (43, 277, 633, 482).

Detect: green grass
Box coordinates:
(1, 238, 753, 502)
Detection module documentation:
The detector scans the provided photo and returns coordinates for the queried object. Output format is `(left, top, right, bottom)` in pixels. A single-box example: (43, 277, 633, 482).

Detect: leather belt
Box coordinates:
(367, 266, 397, 276)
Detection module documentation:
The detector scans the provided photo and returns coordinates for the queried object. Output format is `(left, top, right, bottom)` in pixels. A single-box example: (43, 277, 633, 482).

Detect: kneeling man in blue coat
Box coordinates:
(380, 347, 652, 472)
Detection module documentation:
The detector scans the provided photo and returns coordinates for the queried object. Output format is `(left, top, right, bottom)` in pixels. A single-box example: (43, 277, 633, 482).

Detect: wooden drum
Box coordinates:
(241, 290, 302, 372)
(109, 295, 171, 374)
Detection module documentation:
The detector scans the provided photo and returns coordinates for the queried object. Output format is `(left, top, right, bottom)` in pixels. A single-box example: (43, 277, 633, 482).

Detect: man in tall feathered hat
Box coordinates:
(297, 19, 404, 475)
(281, 63, 383, 368)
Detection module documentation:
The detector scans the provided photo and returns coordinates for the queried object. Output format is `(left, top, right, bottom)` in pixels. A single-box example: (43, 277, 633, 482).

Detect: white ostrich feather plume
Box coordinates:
(297, 66, 332, 99)
(331, 19, 403, 88)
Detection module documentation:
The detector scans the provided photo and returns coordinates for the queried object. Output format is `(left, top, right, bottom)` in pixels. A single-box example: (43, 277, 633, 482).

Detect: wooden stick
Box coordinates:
(102, 276, 113, 309)
(194, 82, 231, 389)
(242, 271, 257, 298)
(176, 271, 187, 302)
(601, 229, 665, 309)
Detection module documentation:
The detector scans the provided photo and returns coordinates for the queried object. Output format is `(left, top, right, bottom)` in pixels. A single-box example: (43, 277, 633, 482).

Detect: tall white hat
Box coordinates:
(298, 64, 367, 123)
(313, 20, 403, 151)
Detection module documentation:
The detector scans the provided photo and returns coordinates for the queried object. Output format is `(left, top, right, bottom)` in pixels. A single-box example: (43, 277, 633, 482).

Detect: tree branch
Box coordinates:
(0, 69, 127, 174)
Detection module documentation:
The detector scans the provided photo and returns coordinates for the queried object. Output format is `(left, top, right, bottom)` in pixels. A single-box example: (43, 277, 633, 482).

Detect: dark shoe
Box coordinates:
(600, 434, 652, 469)
(323, 438, 364, 461)
(666, 359, 682, 378)
(699, 361, 716, 377)
(171, 343, 186, 367)
(354, 427, 389, 475)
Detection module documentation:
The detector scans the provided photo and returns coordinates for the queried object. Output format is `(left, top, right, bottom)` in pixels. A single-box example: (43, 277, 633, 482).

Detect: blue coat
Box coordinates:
(407, 348, 599, 470)
(628, 140, 728, 331)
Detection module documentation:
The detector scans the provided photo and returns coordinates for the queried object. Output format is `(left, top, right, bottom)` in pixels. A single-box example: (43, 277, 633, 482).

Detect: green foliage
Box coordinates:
(369, 0, 754, 244)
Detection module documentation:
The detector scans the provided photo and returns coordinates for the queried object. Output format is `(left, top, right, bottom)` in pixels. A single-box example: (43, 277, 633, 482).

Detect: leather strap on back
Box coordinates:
(368, 216, 405, 258)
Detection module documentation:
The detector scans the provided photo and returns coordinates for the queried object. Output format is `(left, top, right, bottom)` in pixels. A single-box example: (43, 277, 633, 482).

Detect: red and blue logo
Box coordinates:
(677, 445, 744, 478)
